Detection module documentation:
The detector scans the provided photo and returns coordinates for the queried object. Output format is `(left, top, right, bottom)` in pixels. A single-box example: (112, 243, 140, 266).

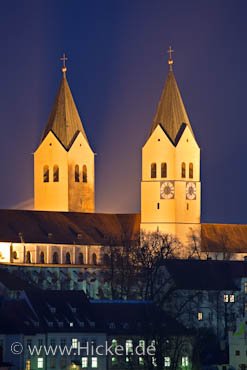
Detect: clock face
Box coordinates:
(186, 182, 196, 200)
(160, 181, 175, 199)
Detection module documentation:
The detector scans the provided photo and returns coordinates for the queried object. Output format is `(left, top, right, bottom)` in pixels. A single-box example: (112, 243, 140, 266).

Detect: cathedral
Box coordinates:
(0, 50, 247, 290)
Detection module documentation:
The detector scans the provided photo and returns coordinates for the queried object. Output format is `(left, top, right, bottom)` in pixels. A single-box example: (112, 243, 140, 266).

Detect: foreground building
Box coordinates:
(0, 291, 193, 370)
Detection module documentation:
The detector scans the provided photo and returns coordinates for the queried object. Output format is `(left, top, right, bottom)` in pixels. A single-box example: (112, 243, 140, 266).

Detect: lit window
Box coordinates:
(112, 357, 117, 366)
(91, 357, 98, 368)
(26, 360, 31, 370)
(182, 356, 189, 366)
(224, 294, 229, 303)
(126, 339, 133, 354)
(152, 357, 157, 367)
(37, 357, 44, 369)
(70, 322, 74, 327)
(139, 340, 145, 349)
(197, 312, 203, 321)
(230, 294, 235, 303)
(126, 357, 129, 362)
(72, 338, 78, 349)
(164, 356, 171, 367)
(244, 282, 247, 293)
(81, 357, 88, 368)
(139, 357, 144, 366)
(151, 163, 157, 178)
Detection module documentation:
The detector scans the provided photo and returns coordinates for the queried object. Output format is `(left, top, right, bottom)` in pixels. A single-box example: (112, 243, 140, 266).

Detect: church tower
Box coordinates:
(34, 56, 95, 212)
(141, 48, 201, 245)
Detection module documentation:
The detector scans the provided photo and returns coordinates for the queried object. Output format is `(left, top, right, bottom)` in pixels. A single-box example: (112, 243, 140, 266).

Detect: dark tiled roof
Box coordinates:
(0, 269, 35, 290)
(0, 209, 246, 254)
(0, 299, 38, 334)
(163, 259, 243, 291)
(201, 223, 247, 253)
(41, 74, 88, 150)
(90, 300, 187, 335)
(0, 293, 186, 337)
(24, 290, 92, 332)
(0, 209, 140, 245)
(150, 70, 194, 143)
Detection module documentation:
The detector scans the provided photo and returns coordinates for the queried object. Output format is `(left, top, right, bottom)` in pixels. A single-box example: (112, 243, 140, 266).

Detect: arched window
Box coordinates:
(40, 251, 45, 264)
(26, 251, 31, 264)
(189, 163, 193, 178)
(43, 165, 49, 182)
(52, 252, 59, 264)
(161, 162, 167, 178)
(65, 252, 71, 264)
(151, 163, 157, 178)
(181, 162, 186, 178)
(53, 165, 59, 182)
(92, 253, 97, 265)
(78, 252, 84, 265)
(103, 253, 110, 266)
(82, 165, 87, 183)
(75, 165, 80, 182)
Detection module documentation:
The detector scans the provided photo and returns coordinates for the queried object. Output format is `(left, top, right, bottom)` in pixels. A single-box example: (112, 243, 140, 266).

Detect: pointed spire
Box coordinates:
(150, 48, 194, 143)
(41, 56, 89, 149)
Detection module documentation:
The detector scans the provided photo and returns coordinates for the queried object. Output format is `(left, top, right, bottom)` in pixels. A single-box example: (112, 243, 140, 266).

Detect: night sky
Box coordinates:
(0, 0, 246, 223)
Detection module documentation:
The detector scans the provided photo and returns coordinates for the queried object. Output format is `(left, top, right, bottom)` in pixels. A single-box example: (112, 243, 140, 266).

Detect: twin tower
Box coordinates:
(34, 56, 201, 243)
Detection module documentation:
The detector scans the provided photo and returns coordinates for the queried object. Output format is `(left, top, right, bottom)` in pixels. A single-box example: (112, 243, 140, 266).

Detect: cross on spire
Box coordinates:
(60, 53, 68, 75)
(167, 46, 174, 71)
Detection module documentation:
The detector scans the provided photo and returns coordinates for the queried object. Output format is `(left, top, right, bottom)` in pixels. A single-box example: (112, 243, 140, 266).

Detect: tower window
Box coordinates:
(65, 252, 71, 264)
(181, 162, 186, 178)
(189, 163, 193, 178)
(161, 162, 167, 178)
(82, 165, 87, 183)
(53, 165, 59, 182)
(43, 165, 49, 182)
(151, 163, 157, 178)
(157, 202, 160, 209)
(75, 165, 80, 182)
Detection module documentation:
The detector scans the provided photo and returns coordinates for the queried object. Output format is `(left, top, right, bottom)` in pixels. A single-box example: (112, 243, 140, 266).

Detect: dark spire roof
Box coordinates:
(150, 70, 194, 143)
(41, 73, 88, 149)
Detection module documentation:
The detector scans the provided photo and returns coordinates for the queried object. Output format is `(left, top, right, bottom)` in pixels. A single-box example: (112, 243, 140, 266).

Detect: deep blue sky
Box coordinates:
(0, 0, 246, 223)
